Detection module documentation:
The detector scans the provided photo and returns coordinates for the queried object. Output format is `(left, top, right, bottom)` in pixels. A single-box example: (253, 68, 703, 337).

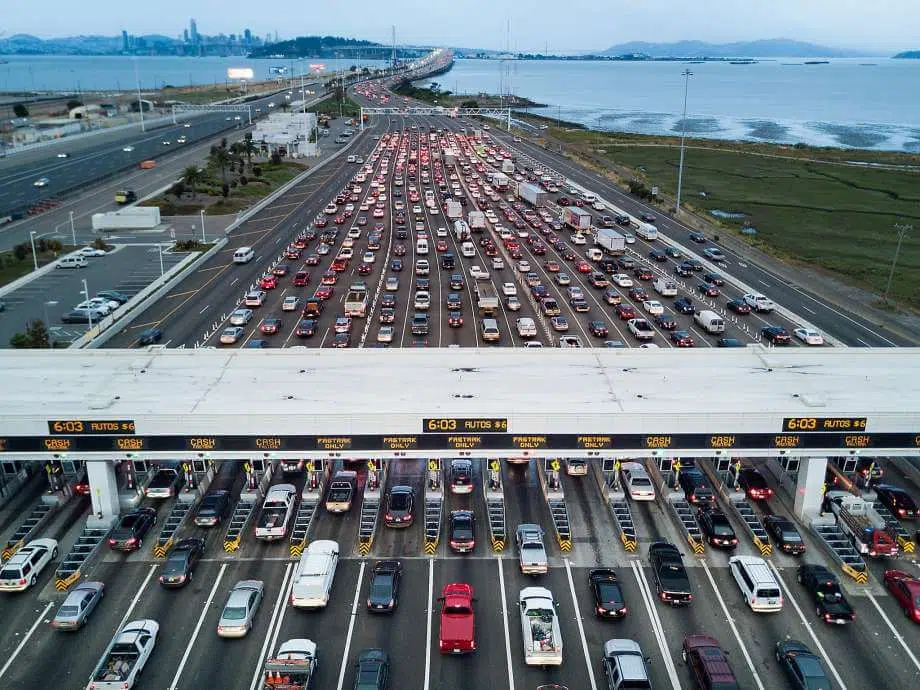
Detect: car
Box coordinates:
(761, 326, 791, 345)
(588, 320, 609, 337)
(682, 635, 739, 688)
(367, 560, 402, 612)
(501, 282, 517, 296)
(305, 253, 321, 266)
(717, 337, 745, 347)
(447, 311, 463, 328)
(621, 462, 655, 501)
(448, 510, 476, 552)
(295, 319, 318, 338)
(611, 273, 633, 287)
(33, 176, 50, 187)
(108, 507, 157, 551)
(391, 258, 404, 272)
(259, 275, 278, 290)
(374, 326, 394, 344)
(353, 648, 390, 690)
(145, 465, 184, 498)
(331, 332, 351, 348)
(649, 249, 668, 262)
(589, 569, 628, 618)
(96, 290, 131, 304)
(0, 538, 58, 591)
(158, 537, 205, 587)
(654, 311, 677, 330)
(665, 247, 682, 259)
(633, 265, 654, 281)
(550, 316, 569, 332)
(258, 317, 282, 335)
(678, 469, 714, 505)
(726, 298, 752, 314)
(703, 247, 726, 261)
(697, 508, 739, 549)
(775, 639, 834, 690)
(74, 298, 113, 315)
(627, 318, 654, 341)
(615, 303, 637, 320)
(571, 297, 590, 313)
(603, 288, 622, 305)
(272, 264, 290, 277)
(50, 580, 104, 630)
(384, 486, 415, 527)
(161, 140, 170, 145)
(229, 308, 253, 326)
(507, 296, 521, 311)
(794, 328, 825, 346)
(640, 213, 656, 223)
(217, 580, 264, 637)
(673, 297, 695, 315)
(697, 282, 720, 297)
(875, 484, 918, 519)
(884, 570, 920, 622)
(195, 490, 231, 527)
(797, 564, 855, 624)
(737, 467, 773, 500)
(282, 296, 300, 312)
(744, 292, 775, 312)
(516, 523, 548, 574)
(763, 515, 806, 555)
(642, 299, 664, 315)
(379, 308, 396, 324)
(334, 316, 352, 334)
(689, 231, 707, 243)
(555, 272, 571, 286)
(137, 327, 164, 346)
(544, 260, 560, 272)
(450, 274, 465, 290)
(703, 272, 725, 286)
(77, 247, 106, 257)
(60, 309, 97, 324)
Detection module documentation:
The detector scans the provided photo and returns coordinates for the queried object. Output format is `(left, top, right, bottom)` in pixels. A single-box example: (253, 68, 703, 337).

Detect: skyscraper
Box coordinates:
(121, 30, 129, 52)
(244, 28, 252, 45)
(183, 29, 189, 43)
(190, 19, 199, 44)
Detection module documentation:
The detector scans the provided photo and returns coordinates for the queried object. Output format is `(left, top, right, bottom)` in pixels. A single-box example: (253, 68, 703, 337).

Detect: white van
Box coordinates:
(635, 223, 658, 241)
(290, 539, 339, 608)
(728, 555, 783, 612)
(460, 241, 475, 258)
(653, 277, 677, 297)
(583, 192, 597, 203)
(694, 310, 725, 334)
(57, 255, 87, 269)
(233, 246, 255, 264)
(481, 318, 501, 342)
(416, 238, 429, 255)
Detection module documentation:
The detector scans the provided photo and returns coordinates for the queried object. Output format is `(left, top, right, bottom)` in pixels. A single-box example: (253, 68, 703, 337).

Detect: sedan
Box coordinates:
(448, 311, 463, 328)
(217, 580, 264, 638)
(260, 317, 283, 335)
(550, 316, 569, 332)
(775, 640, 833, 690)
(377, 326, 395, 343)
(219, 327, 245, 345)
(588, 320, 608, 338)
(703, 272, 725, 286)
(367, 560, 402, 612)
(764, 515, 806, 555)
(259, 275, 278, 290)
(588, 568, 627, 618)
(761, 326, 791, 345)
(737, 467, 773, 500)
(611, 273, 633, 287)
(670, 330, 695, 347)
(673, 297, 695, 315)
(794, 328, 824, 346)
(726, 299, 752, 314)
(628, 287, 648, 302)
(122, 145, 134, 152)
(295, 319, 317, 338)
(305, 254, 321, 266)
(501, 282, 517, 296)
(159, 538, 205, 587)
(282, 296, 300, 312)
(642, 300, 664, 316)
(353, 649, 390, 690)
(555, 272, 571, 286)
(272, 264, 290, 277)
(51, 581, 105, 630)
(615, 303, 637, 320)
(649, 249, 668, 262)
(654, 311, 678, 330)
(331, 332, 351, 348)
(108, 507, 157, 551)
(875, 484, 918, 519)
(697, 282, 720, 297)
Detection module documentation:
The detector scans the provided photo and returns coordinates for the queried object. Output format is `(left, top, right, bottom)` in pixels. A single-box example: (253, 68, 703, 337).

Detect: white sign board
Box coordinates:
(227, 68, 255, 80)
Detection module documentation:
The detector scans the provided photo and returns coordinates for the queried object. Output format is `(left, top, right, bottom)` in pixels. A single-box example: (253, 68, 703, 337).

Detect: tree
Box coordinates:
(170, 181, 186, 199)
(460, 100, 479, 109)
(221, 183, 230, 198)
(182, 166, 204, 198)
(26, 320, 50, 348)
(209, 148, 232, 184)
(66, 99, 83, 110)
(13, 103, 29, 118)
(13, 243, 28, 262)
(239, 137, 258, 169)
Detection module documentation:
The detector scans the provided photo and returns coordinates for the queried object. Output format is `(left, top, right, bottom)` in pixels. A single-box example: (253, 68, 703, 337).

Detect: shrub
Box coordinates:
(230, 180, 238, 188)
(239, 175, 248, 186)
(253, 165, 262, 177)
(221, 183, 230, 198)
(13, 244, 28, 261)
(271, 152, 282, 165)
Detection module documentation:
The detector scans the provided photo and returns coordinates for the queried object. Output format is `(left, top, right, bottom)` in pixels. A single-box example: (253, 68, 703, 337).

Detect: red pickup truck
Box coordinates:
(438, 583, 476, 654)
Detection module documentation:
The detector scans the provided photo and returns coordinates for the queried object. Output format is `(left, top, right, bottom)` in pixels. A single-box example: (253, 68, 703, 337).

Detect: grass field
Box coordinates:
(549, 130, 920, 308)
(308, 95, 361, 118)
(0, 247, 74, 288)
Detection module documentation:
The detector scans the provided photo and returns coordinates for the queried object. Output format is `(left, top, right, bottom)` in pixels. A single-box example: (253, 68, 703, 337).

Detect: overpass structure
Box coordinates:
(1, 348, 918, 525)
(361, 106, 512, 130)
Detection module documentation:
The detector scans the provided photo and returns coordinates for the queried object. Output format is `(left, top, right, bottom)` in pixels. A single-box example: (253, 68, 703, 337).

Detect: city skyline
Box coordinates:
(3, 0, 919, 53)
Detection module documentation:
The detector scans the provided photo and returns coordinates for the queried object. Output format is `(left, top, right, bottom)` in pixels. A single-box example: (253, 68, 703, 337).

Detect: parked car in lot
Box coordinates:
(51, 580, 104, 630)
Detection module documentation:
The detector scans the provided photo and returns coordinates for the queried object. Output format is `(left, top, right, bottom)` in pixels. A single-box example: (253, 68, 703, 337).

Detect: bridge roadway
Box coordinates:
(1, 458, 919, 689)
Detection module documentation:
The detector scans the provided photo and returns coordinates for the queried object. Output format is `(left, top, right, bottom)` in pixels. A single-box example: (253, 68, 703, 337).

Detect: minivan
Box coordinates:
(694, 310, 725, 334)
(416, 238, 429, 255)
(57, 255, 87, 269)
(290, 539, 339, 608)
(233, 246, 255, 264)
(481, 318, 501, 342)
(728, 555, 783, 612)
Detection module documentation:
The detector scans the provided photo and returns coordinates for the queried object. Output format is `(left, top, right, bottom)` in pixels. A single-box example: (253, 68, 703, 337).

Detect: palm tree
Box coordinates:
(240, 136, 258, 170)
(209, 148, 232, 185)
(182, 166, 203, 198)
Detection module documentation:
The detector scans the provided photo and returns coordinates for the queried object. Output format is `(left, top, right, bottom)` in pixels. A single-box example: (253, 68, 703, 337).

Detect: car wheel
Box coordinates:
(681, 649, 688, 663)
(52, 547, 58, 559)
(30, 575, 37, 587)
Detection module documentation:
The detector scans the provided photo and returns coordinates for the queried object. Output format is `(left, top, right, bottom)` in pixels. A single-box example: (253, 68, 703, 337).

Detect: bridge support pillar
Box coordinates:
(793, 457, 828, 521)
(87, 460, 120, 527)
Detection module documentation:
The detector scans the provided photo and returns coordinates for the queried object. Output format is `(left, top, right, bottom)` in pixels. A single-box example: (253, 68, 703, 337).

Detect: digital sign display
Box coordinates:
(0, 432, 916, 453)
(48, 420, 135, 435)
(423, 418, 508, 433)
(782, 417, 867, 433)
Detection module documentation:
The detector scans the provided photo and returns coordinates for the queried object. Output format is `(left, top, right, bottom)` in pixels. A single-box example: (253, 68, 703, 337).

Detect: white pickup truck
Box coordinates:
(87, 619, 158, 690)
(519, 587, 562, 667)
(255, 484, 297, 541)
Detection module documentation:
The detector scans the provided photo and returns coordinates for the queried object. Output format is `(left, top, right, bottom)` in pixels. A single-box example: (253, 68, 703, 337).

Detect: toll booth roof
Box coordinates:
(0, 348, 916, 435)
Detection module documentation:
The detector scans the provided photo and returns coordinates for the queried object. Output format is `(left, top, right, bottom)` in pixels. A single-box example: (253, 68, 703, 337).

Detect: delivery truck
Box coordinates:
(563, 207, 592, 232)
(517, 182, 547, 207)
(467, 211, 486, 232)
(595, 227, 626, 255)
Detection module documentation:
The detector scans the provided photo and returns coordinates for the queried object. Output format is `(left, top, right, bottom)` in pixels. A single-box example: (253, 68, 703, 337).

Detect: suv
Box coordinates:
(678, 469, 715, 506)
(0, 538, 58, 591)
(682, 634, 740, 689)
(602, 639, 652, 689)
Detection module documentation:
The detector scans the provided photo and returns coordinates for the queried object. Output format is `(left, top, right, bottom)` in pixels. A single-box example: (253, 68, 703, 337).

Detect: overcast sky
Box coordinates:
(3, 0, 917, 53)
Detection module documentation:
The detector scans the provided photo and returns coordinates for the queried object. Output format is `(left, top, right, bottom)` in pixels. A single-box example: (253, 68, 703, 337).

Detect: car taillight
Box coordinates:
(108, 539, 117, 545)
(126, 538, 137, 546)
(19, 578, 27, 585)
(385, 514, 393, 521)
(596, 606, 606, 613)
(619, 606, 628, 615)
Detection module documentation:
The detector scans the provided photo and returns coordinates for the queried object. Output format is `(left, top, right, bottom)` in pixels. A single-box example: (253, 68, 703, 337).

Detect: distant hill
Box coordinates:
(247, 35, 385, 59)
(599, 39, 871, 58)
(893, 50, 920, 59)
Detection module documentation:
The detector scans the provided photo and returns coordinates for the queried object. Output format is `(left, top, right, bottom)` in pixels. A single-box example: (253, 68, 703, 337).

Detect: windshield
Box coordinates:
(222, 606, 247, 620)
(452, 524, 473, 539)
(57, 606, 79, 616)
(371, 576, 393, 598)
(782, 531, 803, 542)
(389, 493, 410, 510)
(597, 582, 623, 603)
(712, 522, 734, 536)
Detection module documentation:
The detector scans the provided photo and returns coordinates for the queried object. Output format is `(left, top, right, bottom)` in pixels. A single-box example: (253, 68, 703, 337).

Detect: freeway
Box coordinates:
(2, 457, 919, 689)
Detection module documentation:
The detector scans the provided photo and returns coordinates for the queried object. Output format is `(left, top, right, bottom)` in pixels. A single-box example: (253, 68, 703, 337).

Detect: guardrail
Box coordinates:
(485, 459, 506, 552)
(809, 516, 869, 583)
(152, 496, 197, 558)
(289, 497, 319, 559)
(223, 497, 257, 553)
(697, 459, 772, 557)
(55, 523, 110, 591)
(1, 501, 56, 561)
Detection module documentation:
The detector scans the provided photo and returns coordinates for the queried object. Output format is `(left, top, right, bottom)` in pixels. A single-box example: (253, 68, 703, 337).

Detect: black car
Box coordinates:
(295, 319, 318, 338)
(649, 249, 668, 262)
(137, 328, 163, 346)
(689, 232, 707, 243)
(384, 485, 415, 528)
(366, 560, 402, 613)
(390, 258, 403, 272)
(737, 467, 773, 500)
(158, 537, 205, 588)
(761, 326, 791, 345)
(797, 564, 855, 624)
(380, 293, 397, 309)
(353, 649, 390, 690)
(588, 568, 627, 618)
(448, 510, 476, 553)
(677, 469, 715, 505)
(726, 299, 752, 314)
(441, 252, 456, 269)
(108, 507, 157, 551)
(763, 515, 806, 555)
(674, 264, 693, 278)
(654, 310, 678, 330)
(775, 640, 833, 690)
(696, 508, 738, 549)
(616, 257, 636, 270)
(875, 484, 918, 519)
(703, 272, 725, 286)
(195, 490, 231, 527)
(673, 297, 695, 315)
(717, 337, 744, 347)
(696, 282, 720, 297)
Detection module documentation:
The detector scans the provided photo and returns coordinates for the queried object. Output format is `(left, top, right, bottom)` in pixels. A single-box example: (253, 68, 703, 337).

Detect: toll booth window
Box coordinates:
(2, 462, 18, 475)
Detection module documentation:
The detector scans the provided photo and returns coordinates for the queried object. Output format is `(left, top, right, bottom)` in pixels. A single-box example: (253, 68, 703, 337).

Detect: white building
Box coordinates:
(251, 109, 319, 158)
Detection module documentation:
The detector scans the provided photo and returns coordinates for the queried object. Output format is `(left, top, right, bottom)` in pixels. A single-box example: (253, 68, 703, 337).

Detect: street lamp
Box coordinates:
(29, 231, 38, 271)
(43, 300, 58, 327)
(884, 224, 912, 303)
(675, 68, 693, 216)
(133, 58, 146, 133)
(200, 209, 206, 243)
(158, 244, 165, 277)
(80, 279, 92, 329)
(69, 211, 76, 247)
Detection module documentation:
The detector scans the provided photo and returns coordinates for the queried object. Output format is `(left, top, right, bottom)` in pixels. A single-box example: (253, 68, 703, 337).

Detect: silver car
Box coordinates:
(229, 308, 253, 326)
(51, 580, 104, 630)
(217, 579, 264, 638)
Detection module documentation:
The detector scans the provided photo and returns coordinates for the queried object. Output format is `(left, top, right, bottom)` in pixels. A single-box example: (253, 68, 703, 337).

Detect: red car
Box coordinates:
(670, 330, 695, 347)
(575, 260, 592, 274)
(544, 260, 560, 272)
(436, 239, 448, 252)
(439, 583, 476, 654)
(331, 259, 348, 272)
(259, 275, 277, 290)
(260, 317, 282, 335)
(448, 312, 463, 328)
(320, 271, 337, 285)
(314, 286, 333, 300)
(357, 262, 373, 275)
(333, 215, 345, 225)
(293, 271, 309, 287)
(313, 217, 328, 228)
(616, 304, 637, 320)
(884, 570, 920, 623)
(305, 254, 320, 266)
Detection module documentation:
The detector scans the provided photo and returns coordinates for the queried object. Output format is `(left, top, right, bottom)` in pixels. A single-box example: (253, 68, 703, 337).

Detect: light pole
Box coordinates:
(200, 209, 206, 243)
(884, 224, 912, 303)
(69, 211, 76, 247)
(158, 244, 165, 277)
(675, 68, 693, 216)
(29, 231, 38, 271)
(133, 58, 146, 133)
(80, 279, 92, 329)
(43, 300, 58, 327)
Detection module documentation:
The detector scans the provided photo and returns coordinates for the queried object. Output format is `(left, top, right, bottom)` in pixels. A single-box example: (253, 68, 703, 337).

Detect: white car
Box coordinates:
(282, 296, 300, 312)
(33, 177, 50, 187)
(516, 317, 537, 337)
(469, 265, 490, 280)
(570, 234, 586, 245)
(347, 227, 361, 239)
(77, 247, 106, 257)
(642, 300, 664, 316)
(414, 291, 431, 310)
(623, 233, 636, 244)
(502, 282, 517, 297)
(75, 298, 116, 314)
(0, 538, 58, 591)
(612, 273, 634, 287)
(122, 146, 134, 152)
(794, 328, 824, 346)
(244, 291, 267, 307)
(592, 201, 605, 211)
(558, 335, 583, 348)
(324, 203, 338, 215)
(377, 326, 394, 343)
(220, 326, 245, 344)
(743, 293, 775, 313)
(517, 260, 531, 273)
(436, 227, 448, 237)
(555, 273, 571, 286)
(229, 308, 253, 325)
(621, 462, 655, 501)
(161, 140, 171, 145)
(507, 296, 521, 311)
(385, 276, 399, 291)
(491, 257, 505, 270)
(362, 251, 375, 264)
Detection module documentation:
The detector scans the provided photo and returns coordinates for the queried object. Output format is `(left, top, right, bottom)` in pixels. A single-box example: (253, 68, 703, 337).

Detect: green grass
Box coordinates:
(0, 248, 74, 288)
(308, 95, 361, 118)
(548, 133, 920, 307)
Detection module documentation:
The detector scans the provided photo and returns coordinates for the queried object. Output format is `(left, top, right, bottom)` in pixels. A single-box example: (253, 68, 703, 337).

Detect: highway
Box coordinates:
(2, 457, 919, 689)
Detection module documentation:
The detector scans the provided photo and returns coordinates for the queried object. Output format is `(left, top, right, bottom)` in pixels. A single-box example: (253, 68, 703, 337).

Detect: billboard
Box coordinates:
(227, 68, 255, 80)
(269, 66, 288, 76)
(309, 63, 326, 73)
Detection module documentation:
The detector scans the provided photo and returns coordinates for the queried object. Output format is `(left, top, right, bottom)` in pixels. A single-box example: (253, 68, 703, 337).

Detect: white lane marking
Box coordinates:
(169, 562, 227, 689)
(857, 337, 871, 346)
(230, 277, 239, 286)
(758, 280, 771, 288)
(266, 563, 296, 664)
(801, 305, 816, 314)
(119, 563, 158, 628)
(738, 262, 748, 268)
(248, 562, 294, 690)
(630, 561, 681, 689)
(699, 560, 766, 690)
(424, 557, 434, 690)
(497, 558, 515, 690)
(0, 601, 55, 681)
(198, 304, 209, 314)
(767, 561, 848, 689)
(336, 560, 367, 690)
(865, 591, 920, 672)
(564, 558, 598, 690)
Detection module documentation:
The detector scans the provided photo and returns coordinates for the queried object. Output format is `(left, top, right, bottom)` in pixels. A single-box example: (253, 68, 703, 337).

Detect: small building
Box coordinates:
(68, 104, 104, 120)
(251, 110, 319, 158)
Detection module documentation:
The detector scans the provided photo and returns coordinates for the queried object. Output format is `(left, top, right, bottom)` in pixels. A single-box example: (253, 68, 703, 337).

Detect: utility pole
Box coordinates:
(675, 68, 693, 216)
(134, 59, 146, 133)
(884, 223, 912, 303)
